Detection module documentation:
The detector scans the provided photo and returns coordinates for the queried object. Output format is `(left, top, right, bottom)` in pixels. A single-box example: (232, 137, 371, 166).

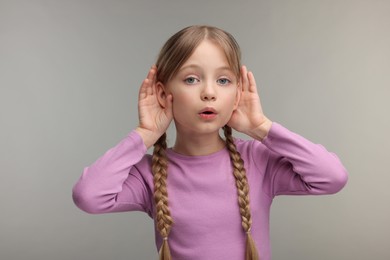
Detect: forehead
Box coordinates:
(179, 40, 232, 72)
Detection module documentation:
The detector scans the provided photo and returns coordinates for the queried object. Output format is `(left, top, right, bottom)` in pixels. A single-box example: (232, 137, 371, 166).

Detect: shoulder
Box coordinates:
(234, 137, 267, 154)
(127, 153, 154, 193)
(133, 153, 153, 174)
(233, 137, 270, 165)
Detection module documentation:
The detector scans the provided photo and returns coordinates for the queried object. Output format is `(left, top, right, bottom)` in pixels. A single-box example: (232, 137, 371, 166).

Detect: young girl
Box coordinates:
(72, 25, 348, 260)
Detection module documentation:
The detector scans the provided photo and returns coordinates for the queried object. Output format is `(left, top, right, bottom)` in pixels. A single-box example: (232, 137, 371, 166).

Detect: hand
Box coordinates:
(227, 66, 272, 140)
(136, 65, 173, 148)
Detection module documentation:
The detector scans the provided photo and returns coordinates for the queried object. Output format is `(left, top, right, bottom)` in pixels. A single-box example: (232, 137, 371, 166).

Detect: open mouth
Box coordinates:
(199, 108, 217, 119)
(201, 111, 214, 115)
(199, 107, 217, 114)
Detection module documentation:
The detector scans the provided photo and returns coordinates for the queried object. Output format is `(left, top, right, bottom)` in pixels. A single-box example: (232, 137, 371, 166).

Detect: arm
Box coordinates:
(257, 123, 348, 196)
(73, 65, 173, 215)
(229, 66, 347, 196)
(72, 131, 152, 214)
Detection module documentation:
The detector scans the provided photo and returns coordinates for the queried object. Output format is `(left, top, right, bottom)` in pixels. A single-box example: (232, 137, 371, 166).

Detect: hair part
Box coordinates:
(155, 25, 242, 84)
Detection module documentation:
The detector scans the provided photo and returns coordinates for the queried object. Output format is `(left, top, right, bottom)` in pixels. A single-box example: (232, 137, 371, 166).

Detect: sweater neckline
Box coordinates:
(166, 145, 229, 161)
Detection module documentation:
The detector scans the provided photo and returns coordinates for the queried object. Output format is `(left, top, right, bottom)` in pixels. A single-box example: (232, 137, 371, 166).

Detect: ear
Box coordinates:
(156, 81, 168, 108)
(233, 83, 241, 110)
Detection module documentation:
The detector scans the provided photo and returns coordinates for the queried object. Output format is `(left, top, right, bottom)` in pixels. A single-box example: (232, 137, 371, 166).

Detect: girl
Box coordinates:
(72, 25, 348, 260)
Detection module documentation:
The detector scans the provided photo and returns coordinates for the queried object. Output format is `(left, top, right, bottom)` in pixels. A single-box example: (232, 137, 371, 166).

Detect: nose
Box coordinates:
(200, 82, 216, 101)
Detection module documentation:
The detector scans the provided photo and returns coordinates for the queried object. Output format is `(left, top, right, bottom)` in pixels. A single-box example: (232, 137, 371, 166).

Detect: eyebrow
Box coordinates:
(179, 64, 233, 72)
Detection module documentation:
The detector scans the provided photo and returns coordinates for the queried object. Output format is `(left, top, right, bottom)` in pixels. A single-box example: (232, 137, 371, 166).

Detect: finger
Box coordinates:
(138, 79, 149, 100)
(241, 65, 249, 92)
(139, 67, 156, 100)
(146, 65, 157, 81)
(247, 71, 258, 94)
(146, 66, 157, 96)
(141, 67, 156, 99)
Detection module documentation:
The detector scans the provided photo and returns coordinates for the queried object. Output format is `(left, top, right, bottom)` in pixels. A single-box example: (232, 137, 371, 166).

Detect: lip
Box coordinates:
(199, 107, 217, 114)
(198, 107, 218, 120)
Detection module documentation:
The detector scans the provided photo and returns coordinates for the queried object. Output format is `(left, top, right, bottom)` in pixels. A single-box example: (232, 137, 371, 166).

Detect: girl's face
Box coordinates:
(161, 40, 240, 136)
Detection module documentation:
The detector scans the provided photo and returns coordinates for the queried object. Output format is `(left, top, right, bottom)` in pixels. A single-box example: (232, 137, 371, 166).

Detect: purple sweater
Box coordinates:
(72, 122, 348, 260)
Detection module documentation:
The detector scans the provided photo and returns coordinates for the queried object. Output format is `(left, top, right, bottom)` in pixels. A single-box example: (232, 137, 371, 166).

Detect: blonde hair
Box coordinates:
(152, 25, 259, 260)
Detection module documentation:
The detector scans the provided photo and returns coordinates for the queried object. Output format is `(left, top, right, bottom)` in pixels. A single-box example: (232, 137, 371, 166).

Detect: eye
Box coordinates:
(184, 76, 200, 85)
(217, 78, 231, 86)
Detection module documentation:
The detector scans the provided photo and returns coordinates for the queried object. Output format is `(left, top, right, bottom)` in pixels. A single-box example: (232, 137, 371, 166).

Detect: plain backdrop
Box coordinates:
(1, 0, 389, 259)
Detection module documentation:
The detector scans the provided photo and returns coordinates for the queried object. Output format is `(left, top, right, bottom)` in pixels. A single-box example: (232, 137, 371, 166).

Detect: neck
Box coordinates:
(173, 130, 226, 156)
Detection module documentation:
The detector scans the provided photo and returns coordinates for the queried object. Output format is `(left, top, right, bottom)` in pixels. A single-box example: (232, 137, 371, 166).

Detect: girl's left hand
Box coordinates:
(227, 66, 272, 140)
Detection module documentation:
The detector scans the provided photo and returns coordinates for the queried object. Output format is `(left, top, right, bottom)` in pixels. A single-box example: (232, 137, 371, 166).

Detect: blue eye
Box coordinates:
(184, 77, 199, 85)
(217, 78, 231, 85)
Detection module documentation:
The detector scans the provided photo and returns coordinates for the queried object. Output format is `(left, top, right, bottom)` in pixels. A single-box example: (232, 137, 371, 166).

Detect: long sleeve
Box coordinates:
(254, 122, 348, 197)
(72, 130, 153, 216)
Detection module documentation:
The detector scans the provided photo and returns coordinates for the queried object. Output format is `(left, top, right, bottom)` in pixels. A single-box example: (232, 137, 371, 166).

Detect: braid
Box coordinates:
(152, 133, 173, 260)
(223, 125, 260, 260)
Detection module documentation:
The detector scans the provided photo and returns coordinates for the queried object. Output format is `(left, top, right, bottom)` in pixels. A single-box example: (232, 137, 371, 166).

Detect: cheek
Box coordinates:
(224, 90, 239, 106)
(171, 87, 196, 104)
(171, 92, 193, 115)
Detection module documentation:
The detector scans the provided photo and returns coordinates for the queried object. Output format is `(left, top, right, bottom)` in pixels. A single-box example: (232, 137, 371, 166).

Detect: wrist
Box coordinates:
(135, 127, 161, 149)
(247, 118, 273, 141)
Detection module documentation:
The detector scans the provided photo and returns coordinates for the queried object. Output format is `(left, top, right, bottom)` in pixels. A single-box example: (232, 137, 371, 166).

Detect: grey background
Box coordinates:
(1, 0, 389, 259)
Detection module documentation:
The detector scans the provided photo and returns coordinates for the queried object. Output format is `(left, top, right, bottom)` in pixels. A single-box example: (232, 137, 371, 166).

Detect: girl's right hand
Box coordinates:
(135, 65, 173, 148)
